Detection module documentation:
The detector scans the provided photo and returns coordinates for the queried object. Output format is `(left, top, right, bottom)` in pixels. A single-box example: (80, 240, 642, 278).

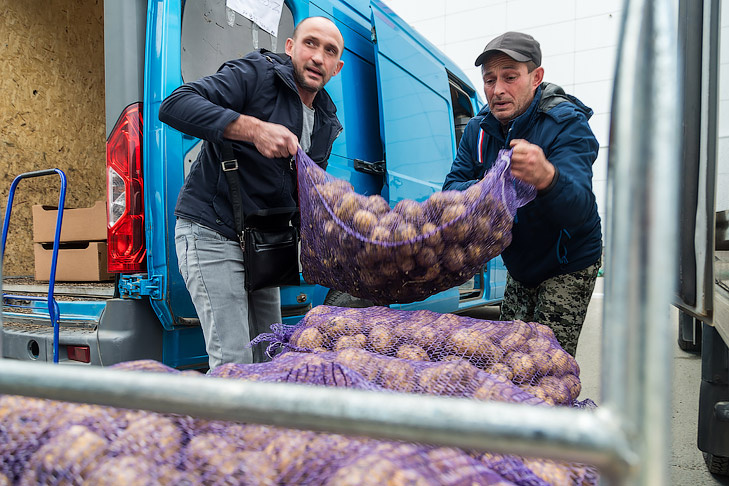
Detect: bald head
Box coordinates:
(286, 16, 345, 106)
(292, 17, 344, 53)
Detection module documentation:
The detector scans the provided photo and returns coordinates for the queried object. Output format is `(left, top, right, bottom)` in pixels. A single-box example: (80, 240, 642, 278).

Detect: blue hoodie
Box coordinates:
(443, 83, 602, 287)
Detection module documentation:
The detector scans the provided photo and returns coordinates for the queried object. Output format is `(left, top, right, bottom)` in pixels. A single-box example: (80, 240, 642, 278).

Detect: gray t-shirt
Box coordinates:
(300, 103, 315, 153)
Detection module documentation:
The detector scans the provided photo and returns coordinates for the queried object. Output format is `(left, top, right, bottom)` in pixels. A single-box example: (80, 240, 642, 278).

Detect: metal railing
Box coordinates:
(0, 0, 680, 484)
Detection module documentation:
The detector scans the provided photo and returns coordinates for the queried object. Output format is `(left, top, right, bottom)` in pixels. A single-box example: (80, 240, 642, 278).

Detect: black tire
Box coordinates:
(704, 452, 729, 476)
(678, 312, 702, 353)
(323, 290, 374, 308)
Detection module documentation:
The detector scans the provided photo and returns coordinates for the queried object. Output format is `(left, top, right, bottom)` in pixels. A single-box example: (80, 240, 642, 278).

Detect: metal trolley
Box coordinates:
(0, 0, 701, 483)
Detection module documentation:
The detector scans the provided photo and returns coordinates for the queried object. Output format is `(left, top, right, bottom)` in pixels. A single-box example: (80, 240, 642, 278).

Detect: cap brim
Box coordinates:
(474, 48, 531, 66)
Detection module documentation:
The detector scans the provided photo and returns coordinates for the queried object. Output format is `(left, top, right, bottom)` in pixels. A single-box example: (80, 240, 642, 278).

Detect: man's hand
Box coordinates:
(509, 139, 556, 191)
(224, 115, 299, 159)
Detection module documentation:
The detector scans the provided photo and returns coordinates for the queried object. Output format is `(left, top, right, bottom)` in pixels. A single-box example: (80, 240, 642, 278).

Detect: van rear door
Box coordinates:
(369, 0, 464, 206)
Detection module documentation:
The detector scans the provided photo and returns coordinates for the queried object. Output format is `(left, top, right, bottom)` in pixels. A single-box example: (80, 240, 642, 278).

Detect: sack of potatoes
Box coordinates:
(296, 148, 536, 305)
(281, 305, 583, 407)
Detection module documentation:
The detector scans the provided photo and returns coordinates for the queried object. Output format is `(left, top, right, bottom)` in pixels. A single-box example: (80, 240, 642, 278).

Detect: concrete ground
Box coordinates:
(462, 277, 729, 484)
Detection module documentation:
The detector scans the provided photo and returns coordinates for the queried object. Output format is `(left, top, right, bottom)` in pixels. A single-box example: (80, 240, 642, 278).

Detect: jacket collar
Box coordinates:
(479, 84, 543, 140)
(260, 49, 339, 120)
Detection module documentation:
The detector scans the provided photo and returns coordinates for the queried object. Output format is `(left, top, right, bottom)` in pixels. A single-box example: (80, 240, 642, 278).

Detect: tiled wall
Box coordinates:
(384, 0, 729, 243)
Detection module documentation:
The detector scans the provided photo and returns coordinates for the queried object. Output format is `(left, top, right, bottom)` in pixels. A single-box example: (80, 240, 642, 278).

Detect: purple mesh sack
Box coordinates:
(262, 305, 582, 406)
(297, 148, 536, 304)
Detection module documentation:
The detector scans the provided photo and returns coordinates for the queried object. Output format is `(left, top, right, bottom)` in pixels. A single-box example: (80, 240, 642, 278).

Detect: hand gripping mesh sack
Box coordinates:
(297, 148, 536, 304)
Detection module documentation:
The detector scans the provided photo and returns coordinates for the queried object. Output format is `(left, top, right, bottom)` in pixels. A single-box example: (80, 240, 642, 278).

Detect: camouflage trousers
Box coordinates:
(499, 260, 601, 356)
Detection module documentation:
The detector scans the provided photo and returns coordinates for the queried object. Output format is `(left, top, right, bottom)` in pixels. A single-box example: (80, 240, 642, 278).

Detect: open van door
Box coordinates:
(369, 0, 465, 206)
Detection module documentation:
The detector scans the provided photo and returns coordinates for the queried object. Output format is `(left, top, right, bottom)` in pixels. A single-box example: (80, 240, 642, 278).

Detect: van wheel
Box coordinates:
(678, 312, 702, 353)
(323, 290, 374, 308)
(704, 452, 729, 476)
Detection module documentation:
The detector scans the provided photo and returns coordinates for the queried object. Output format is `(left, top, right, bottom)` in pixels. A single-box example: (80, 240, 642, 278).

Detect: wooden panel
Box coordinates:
(0, 0, 106, 276)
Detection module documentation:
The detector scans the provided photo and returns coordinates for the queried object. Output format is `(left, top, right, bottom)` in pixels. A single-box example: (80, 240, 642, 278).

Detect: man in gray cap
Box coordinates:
(444, 32, 602, 357)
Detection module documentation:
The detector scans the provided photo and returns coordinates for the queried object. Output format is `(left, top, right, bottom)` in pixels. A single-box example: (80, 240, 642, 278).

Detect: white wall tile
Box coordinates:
(542, 52, 575, 88)
(576, 1, 623, 19)
(574, 13, 620, 51)
(720, 100, 729, 138)
(525, 22, 577, 57)
(506, 0, 576, 31)
(719, 61, 729, 101)
(573, 80, 614, 116)
(410, 16, 447, 47)
(592, 147, 610, 183)
(588, 112, 611, 148)
(445, 6, 508, 44)
(446, 0, 506, 16)
(574, 46, 617, 84)
(383, 0, 444, 23)
(721, 25, 729, 68)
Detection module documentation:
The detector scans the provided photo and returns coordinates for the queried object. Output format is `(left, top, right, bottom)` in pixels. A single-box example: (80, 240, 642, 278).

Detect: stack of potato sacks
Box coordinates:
(0, 334, 598, 485)
(297, 148, 536, 304)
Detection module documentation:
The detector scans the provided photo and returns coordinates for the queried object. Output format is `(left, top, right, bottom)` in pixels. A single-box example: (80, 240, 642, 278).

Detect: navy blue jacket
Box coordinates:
(159, 50, 342, 241)
(443, 83, 602, 287)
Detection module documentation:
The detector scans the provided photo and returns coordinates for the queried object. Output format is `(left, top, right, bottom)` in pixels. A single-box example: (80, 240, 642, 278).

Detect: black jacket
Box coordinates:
(159, 50, 342, 241)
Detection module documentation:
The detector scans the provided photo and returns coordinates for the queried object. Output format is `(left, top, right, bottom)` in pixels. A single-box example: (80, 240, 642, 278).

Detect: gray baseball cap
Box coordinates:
(474, 31, 542, 67)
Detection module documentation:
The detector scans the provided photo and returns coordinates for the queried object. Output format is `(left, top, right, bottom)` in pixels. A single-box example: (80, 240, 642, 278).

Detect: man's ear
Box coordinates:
(285, 37, 294, 56)
(532, 66, 545, 88)
(332, 60, 344, 77)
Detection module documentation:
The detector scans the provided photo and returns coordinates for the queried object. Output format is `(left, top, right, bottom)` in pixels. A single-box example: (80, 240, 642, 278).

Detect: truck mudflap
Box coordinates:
(698, 324, 729, 458)
(2, 299, 164, 366)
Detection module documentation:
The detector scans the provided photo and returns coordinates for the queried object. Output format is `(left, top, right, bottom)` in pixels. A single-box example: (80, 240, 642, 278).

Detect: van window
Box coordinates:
(448, 73, 476, 147)
(181, 0, 295, 82)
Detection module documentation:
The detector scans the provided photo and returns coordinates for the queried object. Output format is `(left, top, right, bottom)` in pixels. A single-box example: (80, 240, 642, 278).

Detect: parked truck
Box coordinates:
(1, 0, 507, 369)
(674, 0, 729, 475)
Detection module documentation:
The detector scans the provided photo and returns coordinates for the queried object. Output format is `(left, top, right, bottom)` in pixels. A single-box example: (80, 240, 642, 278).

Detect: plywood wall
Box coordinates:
(0, 0, 106, 276)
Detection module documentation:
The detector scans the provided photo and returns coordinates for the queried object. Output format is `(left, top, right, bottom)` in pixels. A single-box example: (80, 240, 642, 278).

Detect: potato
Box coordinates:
(396, 344, 430, 361)
(335, 348, 380, 381)
(334, 333, 367, 351)
(449, 328, 500, 364)
(393, 222, 420, 259)
(378, 211, 404, 230)
(84, 455, 159, 486)
(352, 209, 378, 235)
(368, 324, 397, 355)
(397, 256, 416, 274)
(411, 325, 445, 351)
(549, 348, 576, 377)
(521, 384, 556, 405)
(366, 194, 391, 215)
(293, 326, 326, 349)
(505, 351, 537, 384)
(415, 246, 438, 267)
(424, 191, 464, 220)
(561, 373, 582, 401)
(537, 375, 571, 405)
(334, 192, 364, 223)
(319, 316, 361, 338)
(23, 425, 108, 483)
(498, 321, 532, 350)
(263, 429, 317, 474)
(486, 362, 515, 381)
(393, 199, 425, 225)
(439, 203, 468, 243)
(111, 413, 182, 463)
(305, 164, 328, 184)
(187, 434, 276, 485)
(379, 360, 416, 392)
(442, 245, 468, 273)
(419, 361, 477, 395)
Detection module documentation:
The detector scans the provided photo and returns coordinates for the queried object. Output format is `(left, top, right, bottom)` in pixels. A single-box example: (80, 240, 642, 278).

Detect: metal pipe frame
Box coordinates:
(0, 0, 680, 484)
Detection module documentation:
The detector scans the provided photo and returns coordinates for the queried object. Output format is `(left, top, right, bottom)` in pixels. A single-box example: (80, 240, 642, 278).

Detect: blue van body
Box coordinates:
(1, 0, 506, 368)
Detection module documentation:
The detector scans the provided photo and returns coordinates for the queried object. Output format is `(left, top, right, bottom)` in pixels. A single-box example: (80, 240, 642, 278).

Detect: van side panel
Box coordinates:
(103, 0, 147, 138)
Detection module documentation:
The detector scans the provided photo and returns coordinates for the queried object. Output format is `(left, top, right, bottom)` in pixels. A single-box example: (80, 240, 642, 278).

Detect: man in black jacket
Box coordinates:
(159, 17, 344, 369)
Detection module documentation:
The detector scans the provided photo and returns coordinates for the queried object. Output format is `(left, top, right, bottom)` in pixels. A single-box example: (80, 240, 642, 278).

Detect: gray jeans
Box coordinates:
(174, 218, 281, 370)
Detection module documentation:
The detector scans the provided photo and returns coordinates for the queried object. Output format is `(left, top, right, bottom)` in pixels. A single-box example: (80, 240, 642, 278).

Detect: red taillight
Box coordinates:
(67, 345, 91, 363)
(107, 102, 146, 273)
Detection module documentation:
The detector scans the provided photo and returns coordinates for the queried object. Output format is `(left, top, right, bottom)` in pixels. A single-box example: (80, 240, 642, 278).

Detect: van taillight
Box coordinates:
(107, 102, 146, 273)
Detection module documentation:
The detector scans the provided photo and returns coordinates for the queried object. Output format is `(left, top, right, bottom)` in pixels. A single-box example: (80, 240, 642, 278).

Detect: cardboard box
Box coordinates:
(32, 200, 107, 243)
(34, 241, 113, 282)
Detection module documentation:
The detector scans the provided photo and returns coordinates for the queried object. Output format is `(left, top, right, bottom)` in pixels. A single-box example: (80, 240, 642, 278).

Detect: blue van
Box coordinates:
(2, 0, 506, 368)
